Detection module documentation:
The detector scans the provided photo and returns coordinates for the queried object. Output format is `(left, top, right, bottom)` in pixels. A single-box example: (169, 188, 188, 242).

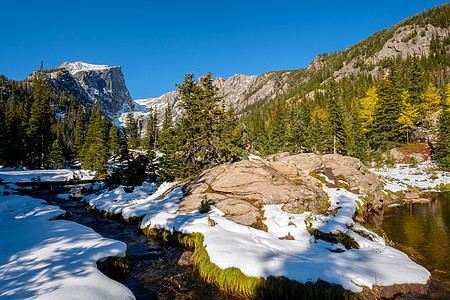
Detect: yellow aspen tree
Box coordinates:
(444, 83, 450, 112)
(397, 91, 419, 143)
(420, 82, 441, 116)
(359, 86, 378, 131)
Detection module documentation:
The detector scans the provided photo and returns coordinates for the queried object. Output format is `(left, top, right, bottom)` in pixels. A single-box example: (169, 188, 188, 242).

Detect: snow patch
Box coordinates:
(84, 178, 430, 293)
(64, 61, 111, 74)
(0, 188, 134, 299)
(371, 162, 450, 192)
(0, 169, 94, 183)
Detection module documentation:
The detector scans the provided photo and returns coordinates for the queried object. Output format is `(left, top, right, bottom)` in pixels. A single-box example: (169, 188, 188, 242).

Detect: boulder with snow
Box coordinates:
(179, 153, 384, 227)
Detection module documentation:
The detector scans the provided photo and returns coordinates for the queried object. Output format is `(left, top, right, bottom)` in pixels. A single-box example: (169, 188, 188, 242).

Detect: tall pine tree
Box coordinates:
(27, 74, 52, 168)
(370, 62, 403, 150)
(82, 101, 109, 176)
(436, 84, 450, 166)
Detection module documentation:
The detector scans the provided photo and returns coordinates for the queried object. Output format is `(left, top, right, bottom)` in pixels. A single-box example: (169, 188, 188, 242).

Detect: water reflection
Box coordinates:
(369, 192, 450, 298)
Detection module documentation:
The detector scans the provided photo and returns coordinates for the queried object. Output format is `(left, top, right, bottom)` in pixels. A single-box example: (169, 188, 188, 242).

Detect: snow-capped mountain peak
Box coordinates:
(60, 61, 112, 74)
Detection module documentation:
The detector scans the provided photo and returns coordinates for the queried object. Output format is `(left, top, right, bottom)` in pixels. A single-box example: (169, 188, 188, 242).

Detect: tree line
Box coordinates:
(243, 51, 450, 167)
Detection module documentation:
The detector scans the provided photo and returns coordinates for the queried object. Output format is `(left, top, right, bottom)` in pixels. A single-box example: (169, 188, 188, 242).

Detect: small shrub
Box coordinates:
(208, 216, 216, 226)
(311, 230, 360, 250)
(199, 199, 214, 214)
(409, 156, 419, 167)
(279, 232, 295, 240)
(384, 153, 396, 167)
(429, 173, 439, 181)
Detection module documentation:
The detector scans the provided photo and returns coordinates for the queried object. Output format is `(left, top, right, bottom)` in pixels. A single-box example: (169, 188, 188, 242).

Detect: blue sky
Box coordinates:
(0, 1, 446, 99)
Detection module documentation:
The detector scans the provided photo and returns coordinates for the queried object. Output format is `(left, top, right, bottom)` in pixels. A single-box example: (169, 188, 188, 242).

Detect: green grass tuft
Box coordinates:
(142, 226, 356, 299)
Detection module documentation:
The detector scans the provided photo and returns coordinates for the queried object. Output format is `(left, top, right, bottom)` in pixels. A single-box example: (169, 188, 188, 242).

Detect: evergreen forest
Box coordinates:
(0, 4, 449, 184)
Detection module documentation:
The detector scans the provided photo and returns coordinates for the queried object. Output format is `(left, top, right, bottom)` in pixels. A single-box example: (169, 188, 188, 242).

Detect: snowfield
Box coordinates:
(84, 177, 432, 293)
(3, 161, 447, 297)
(0, 168, 94, 183)
(370, 162, 450, 192)
(0, 186, 134, 300)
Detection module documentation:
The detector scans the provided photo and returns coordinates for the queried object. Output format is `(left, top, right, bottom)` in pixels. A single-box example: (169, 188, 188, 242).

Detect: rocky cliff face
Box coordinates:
(330, 24, 449, 82)
(132, 21, 447, 132)
(45, 61, 132, 116)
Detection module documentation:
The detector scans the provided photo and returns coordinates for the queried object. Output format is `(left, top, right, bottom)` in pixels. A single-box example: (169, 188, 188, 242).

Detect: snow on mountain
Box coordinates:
(44, 61, 133, 116)
(60, 61, 111, 74)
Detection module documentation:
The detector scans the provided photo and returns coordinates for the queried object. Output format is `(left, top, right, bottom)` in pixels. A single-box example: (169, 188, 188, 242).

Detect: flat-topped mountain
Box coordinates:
(41, 61, 132, 116)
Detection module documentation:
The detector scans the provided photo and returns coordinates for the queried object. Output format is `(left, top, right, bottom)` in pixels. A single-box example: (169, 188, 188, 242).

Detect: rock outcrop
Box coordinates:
(132, 21, 448, 133)
(178, 153, 384, 227)
(44, 61, 133, 116)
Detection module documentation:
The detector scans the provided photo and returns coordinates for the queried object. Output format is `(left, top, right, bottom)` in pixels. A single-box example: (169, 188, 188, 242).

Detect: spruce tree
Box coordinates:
(48, 138, 65, 168)
(108, 123, 121, 155)
(124, 100, 140, 149)
(370, 62, 403, 150)
(268, 98, 287, 153)
(73, 104, 85, 160)
(160, 72, 241, 179)
(27, 74, 52, 168)
(408, 54, 425, 107)
(82, 101, 109, 176)
(436, 84, 450, 167)
(144, 108, 159, 151)
(327, 77, 346, 154)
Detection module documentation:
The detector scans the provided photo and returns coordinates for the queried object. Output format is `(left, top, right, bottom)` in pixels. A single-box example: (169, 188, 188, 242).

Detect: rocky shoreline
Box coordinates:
(78, 152, 439, 299)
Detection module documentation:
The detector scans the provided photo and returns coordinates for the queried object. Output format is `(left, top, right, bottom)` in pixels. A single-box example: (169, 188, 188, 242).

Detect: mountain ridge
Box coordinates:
(128, 6, 448, 131)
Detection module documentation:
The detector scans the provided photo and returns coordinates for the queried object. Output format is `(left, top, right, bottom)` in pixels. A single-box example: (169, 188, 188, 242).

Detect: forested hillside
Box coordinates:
(0, 4, 449, 179)
(242, 3, 450, 164)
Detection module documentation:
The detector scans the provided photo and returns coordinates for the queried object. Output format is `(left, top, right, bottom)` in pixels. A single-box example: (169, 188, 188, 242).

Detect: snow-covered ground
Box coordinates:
(370, 162, 450, 192)
(0, 186, 134, 299)
(0, 168, 94, 183)
(84, 178, 431, 293)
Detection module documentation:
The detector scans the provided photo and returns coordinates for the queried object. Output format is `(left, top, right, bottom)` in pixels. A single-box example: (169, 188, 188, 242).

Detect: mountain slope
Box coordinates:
(38, 61, 133, 116)
(132, 3, 448, 128)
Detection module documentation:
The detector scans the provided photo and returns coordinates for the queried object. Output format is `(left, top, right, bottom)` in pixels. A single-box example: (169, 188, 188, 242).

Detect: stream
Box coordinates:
(27, 184, 450, 299)
(30, 185, 233, 300)
(367, 192, 450, 299)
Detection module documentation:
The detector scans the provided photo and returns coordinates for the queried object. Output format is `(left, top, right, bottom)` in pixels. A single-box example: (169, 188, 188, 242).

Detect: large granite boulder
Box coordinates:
(178, 153, 384, 227)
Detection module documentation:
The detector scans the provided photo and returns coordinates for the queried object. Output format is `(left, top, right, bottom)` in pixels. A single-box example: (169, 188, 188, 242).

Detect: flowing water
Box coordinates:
(368, 192, 450, 299)
(28, 185, 450, 299)
(30, 185, 233, 300)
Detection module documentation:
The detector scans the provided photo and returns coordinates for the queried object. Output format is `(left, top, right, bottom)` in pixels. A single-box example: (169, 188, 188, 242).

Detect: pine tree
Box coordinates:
(435, 84, 450, 167)
(73, 104, 85, 160)
(82, 101, 109, 176)
(0, 102, 5, 164)
(268, 98, 287, 153)
(327, 77, 346, 154)
(370, 62, 403, 150)
(48, 138, 65, 168)
(2, 98, 26, 166)
(27, 74, 52, 168)
(161, 103, 173, 132)
(408, 54, 425, 106)
(144, 108, 159, 151)
(124, 100, 140, 149)
(108, 123, 121, 155)
(160, 72, 240, 179)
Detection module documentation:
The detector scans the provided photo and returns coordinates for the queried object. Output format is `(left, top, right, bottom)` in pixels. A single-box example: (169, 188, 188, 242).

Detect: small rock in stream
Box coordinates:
(177, 251, 193, 266)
